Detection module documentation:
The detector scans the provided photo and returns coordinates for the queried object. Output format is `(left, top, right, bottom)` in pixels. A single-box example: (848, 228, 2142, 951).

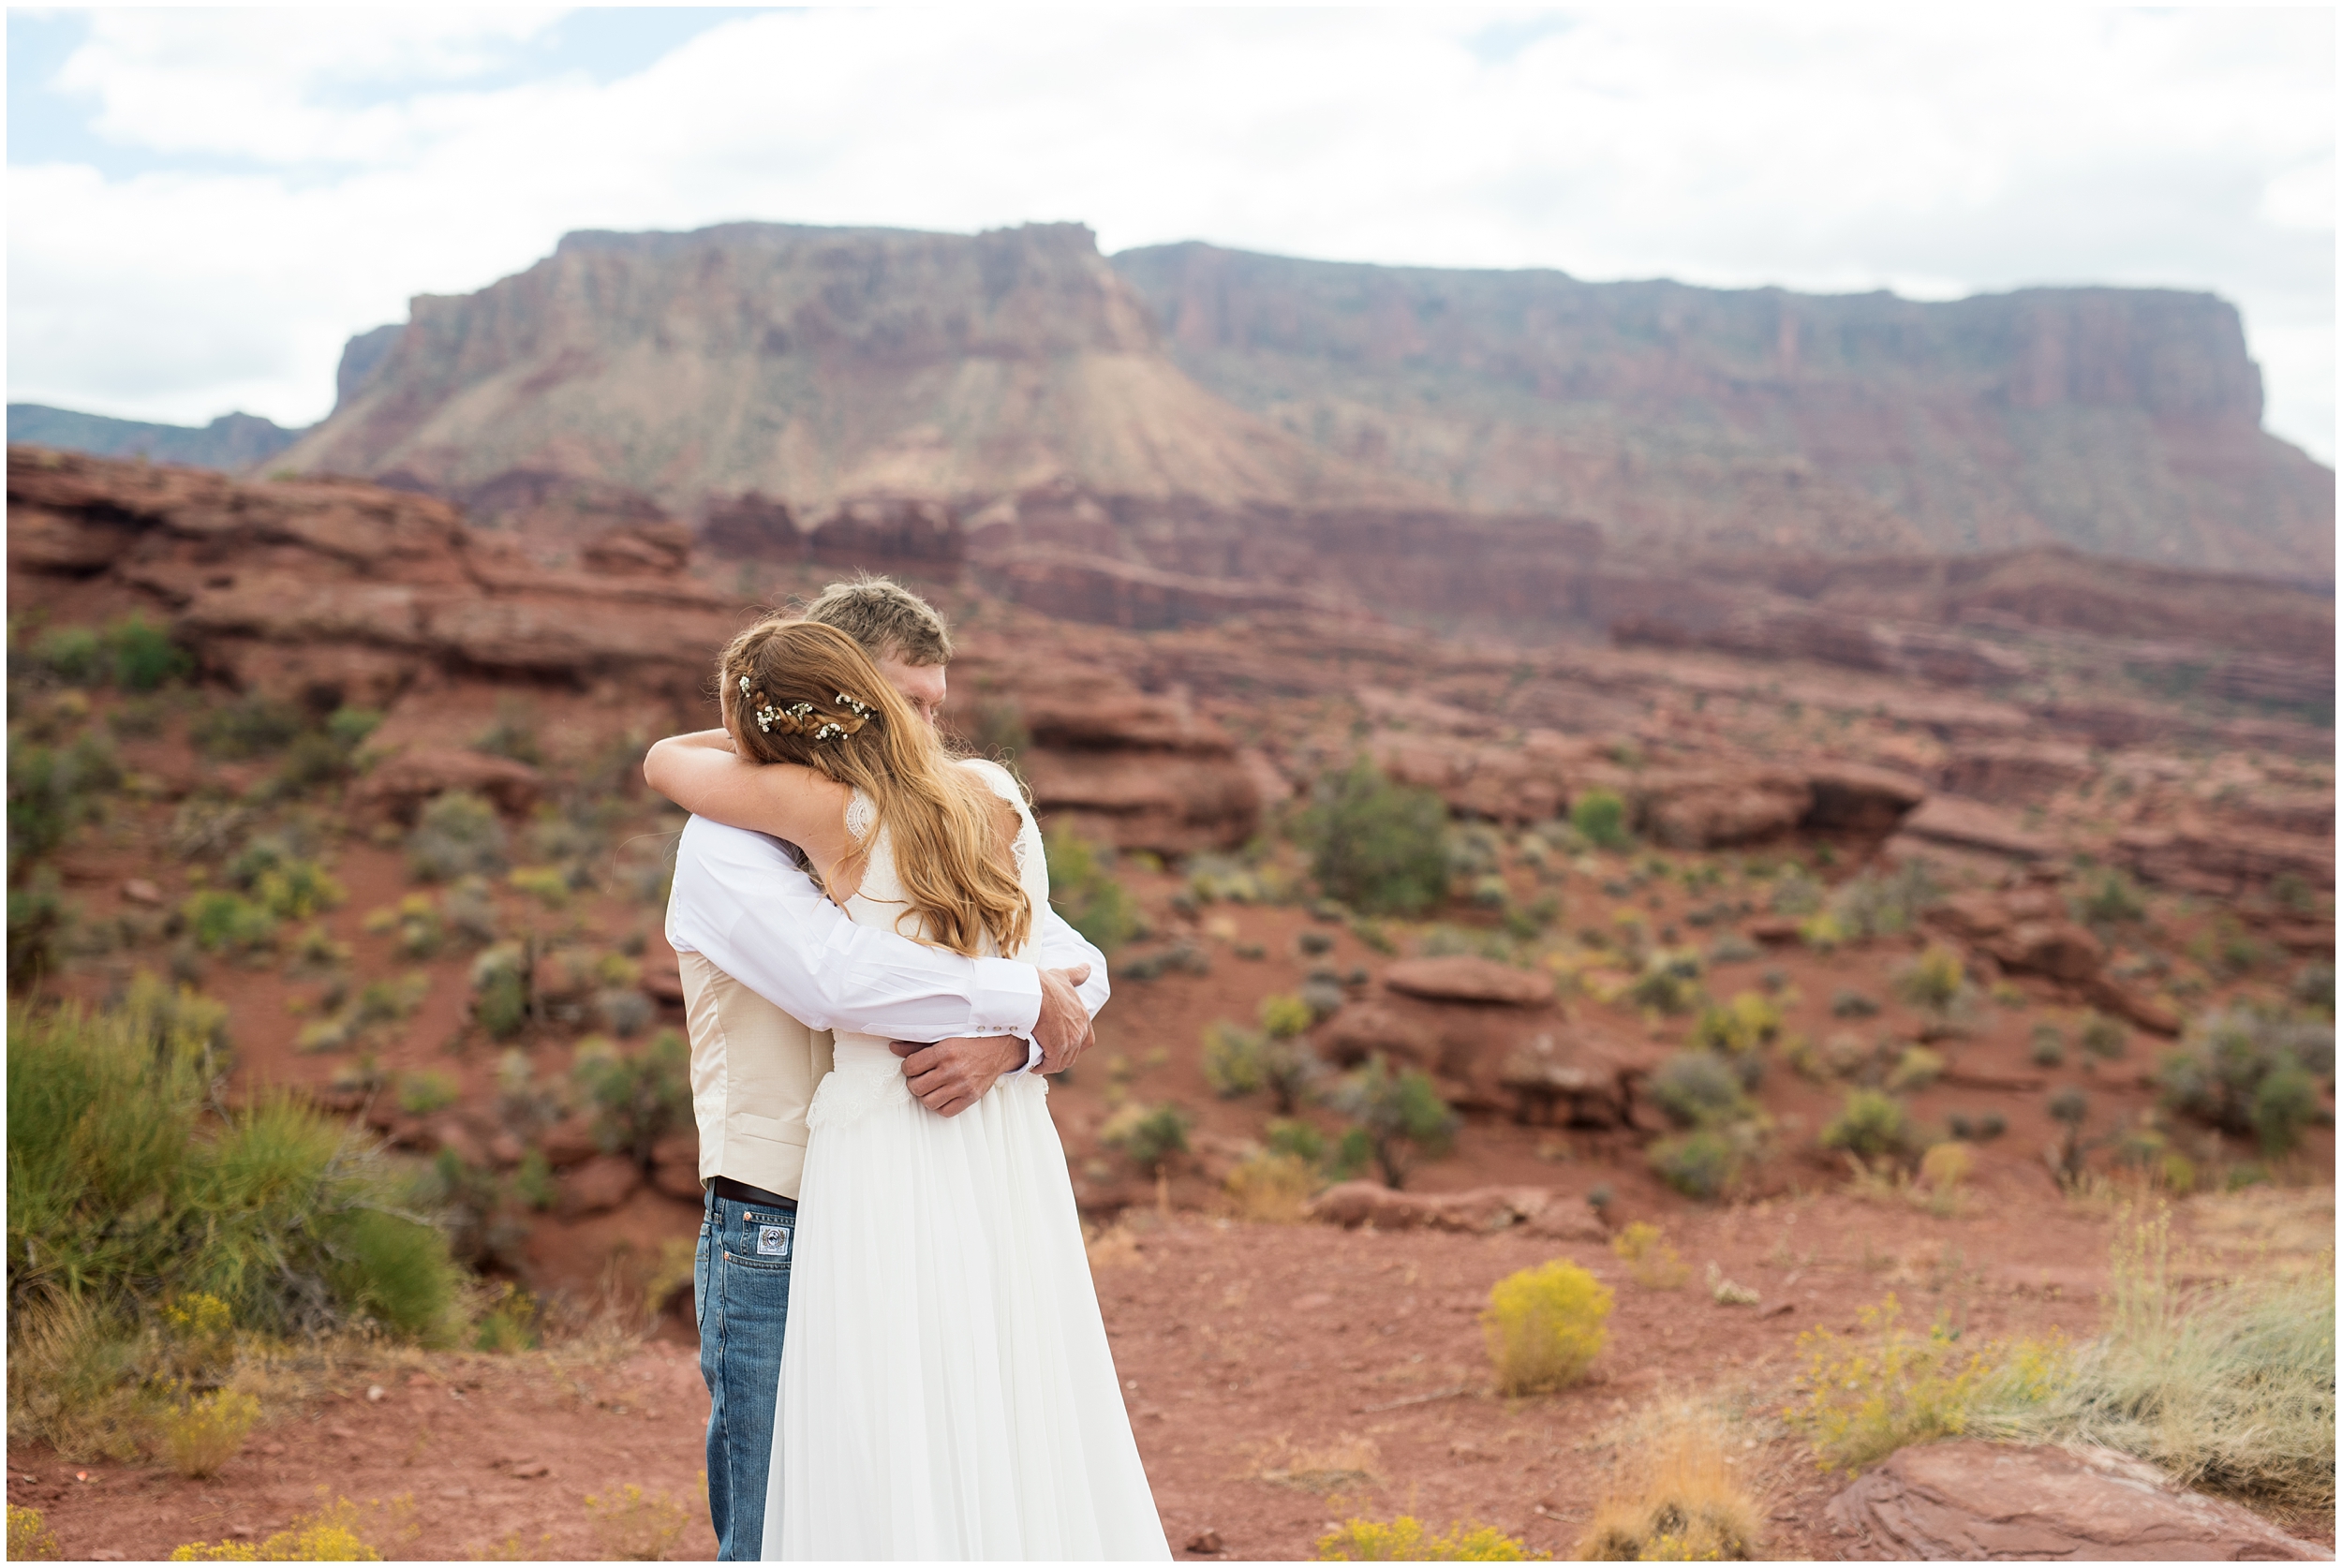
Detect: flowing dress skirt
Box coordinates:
(763, 1040, 1169, 1561)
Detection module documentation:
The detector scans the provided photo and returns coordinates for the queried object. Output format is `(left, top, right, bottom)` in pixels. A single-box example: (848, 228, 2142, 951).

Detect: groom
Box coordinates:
(661, 577, 1111, 1560)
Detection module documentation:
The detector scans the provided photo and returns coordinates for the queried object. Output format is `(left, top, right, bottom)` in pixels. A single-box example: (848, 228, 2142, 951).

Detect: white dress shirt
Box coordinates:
(664, 816, 1110, 1064)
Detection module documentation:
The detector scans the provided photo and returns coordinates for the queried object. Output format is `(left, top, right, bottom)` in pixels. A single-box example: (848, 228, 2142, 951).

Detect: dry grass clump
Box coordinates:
(1577, 1401, 1765, 1561)
(1313, 1516, 1541, 1561)
(161, 1387, 262, 1478)
(2002, 1205, 2335, 1507)
(1084, 1219, 1146, 1270)
(1485, 1260, 1613, 1395)
(1249, 1431, 1382, 1494)
(585, 1480, 699, 1561)
(1609, 1222, 1689, 1290)
(7, 1294, 156, 1461)
(1223, 1150, 1317, 1223)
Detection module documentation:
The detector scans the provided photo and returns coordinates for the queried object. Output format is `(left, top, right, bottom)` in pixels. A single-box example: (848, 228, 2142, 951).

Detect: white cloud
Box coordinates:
(9, 7, 2333, 460)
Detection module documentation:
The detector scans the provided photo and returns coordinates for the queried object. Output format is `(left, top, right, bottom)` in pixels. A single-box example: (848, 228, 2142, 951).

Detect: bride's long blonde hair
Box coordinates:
(718, 618, 1030, 957)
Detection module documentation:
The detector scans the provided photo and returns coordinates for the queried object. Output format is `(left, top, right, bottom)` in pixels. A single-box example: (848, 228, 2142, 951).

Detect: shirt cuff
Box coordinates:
(972, 956, 1043, 1039)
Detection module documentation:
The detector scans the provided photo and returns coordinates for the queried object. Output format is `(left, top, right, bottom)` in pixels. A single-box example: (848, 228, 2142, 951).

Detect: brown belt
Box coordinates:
(709, 1175, 794, 1208)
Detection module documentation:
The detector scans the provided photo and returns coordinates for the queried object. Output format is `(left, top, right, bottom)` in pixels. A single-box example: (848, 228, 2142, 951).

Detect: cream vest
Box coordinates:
(680, 950, 836, 1200)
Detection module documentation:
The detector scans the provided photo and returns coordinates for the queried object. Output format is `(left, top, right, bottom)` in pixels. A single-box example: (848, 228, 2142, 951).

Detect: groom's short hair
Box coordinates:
(799, 575, 954, 666)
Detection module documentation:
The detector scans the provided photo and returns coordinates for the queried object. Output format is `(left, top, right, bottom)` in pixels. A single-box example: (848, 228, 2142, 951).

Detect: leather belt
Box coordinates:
(710, 1175, 794, 1209)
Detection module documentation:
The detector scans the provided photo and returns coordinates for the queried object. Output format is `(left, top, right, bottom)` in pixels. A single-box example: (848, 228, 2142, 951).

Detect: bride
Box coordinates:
(645, 618, 1169, 1561)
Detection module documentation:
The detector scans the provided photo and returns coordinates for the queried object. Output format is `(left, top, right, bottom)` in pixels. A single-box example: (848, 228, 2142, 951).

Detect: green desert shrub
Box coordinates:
(470, 943, 531, 1039)
(1649, 1130, 1742, 1201)
(1689, 990, 1782, 1057)
(2157, 1006, 2335, 1159)
(1625, 950, 1705, 1015)
(1100, 1102, 1192, 1176)
(1045, 832, 1140, 953)
(1297, 761, 1451, 917)
(2029, 1023, 2068, 1067)
(1649, 1051, 1747, 1130)
(8, 731, 124, 871)
(1820, 1088, 1917, 1163)
(1895, 945, 1965, 1012)
(1570, 788, 1632, 851)
(180, 890, 278, 955)
(1201, 1021, 1267, 1099)
(7, 994, 461, 1385)
(408, 791, 508, 882)
(1826, 862, 1941, 941)
(1330, 1057, 1458, 1190)
(192, 694, 306, 759)
(571, 1030, 691, 1166)
(2074, 870, 2147, 928)
(32, 614, 192, 691)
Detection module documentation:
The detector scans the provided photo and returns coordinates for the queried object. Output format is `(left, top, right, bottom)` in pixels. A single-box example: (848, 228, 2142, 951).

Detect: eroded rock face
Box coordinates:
(7, 447, 736, 709)
(1940, 741, 2097, 805)
(1896, 794, 2061, 862)
(1382, 957, 1556, 1008)
(1635, 767, 1814, 850)
(359, 747, 544, 821)
(2119, 822, 2337, 898)
(1825, 1440, 2326, 1561)
(999, 672, 1265, 852)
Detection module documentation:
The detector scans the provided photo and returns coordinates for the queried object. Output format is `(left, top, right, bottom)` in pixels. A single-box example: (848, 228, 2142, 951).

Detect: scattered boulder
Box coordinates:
(1895, 794, 2059, 861)
(1304, 1181, 1604, 1240)
(1802, 762, 1929, 835)
(1314, 1003, 1435, 1068)
(579, 521, 693, 577)
(539, 1114, 604, 1169)
(649, 1132, 704, 1202)
(1382, 956, 1556, 1008)
(1497, 1030, 1660, 1129)
(357, 747, 544, 821)
(1826, 1440, 2326, 1561)
(1984, 920, 2105, 984)
(641, 956, 687, 1006)
(560, 1153, 644, 1217)
(1635, 767, 1812, 850)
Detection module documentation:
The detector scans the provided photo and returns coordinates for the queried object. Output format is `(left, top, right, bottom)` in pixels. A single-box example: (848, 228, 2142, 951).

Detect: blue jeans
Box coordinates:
(695, 1188, 795, 1561)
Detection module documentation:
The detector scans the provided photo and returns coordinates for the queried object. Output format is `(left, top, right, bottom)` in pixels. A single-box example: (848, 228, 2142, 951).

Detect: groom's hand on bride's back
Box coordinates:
(892, 1035, 1027, 1117)
(1032, 964, 1094, 1074)
(891, 964, 1097, 1116)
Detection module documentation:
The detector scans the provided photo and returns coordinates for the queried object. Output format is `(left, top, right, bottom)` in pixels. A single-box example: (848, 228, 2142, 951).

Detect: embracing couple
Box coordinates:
(641, 578, 1168, 1561)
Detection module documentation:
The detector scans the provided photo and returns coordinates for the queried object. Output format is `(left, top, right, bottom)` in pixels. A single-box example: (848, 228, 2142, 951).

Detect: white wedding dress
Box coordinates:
(762, 760, 1169, 1561)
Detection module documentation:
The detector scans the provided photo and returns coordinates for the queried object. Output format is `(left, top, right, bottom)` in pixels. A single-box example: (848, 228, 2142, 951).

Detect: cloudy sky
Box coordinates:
(8, 7, 2335, 460)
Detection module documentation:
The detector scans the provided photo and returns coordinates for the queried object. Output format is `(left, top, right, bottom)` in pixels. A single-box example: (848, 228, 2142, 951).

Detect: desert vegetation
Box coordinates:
(7, 450, 2334, 1559)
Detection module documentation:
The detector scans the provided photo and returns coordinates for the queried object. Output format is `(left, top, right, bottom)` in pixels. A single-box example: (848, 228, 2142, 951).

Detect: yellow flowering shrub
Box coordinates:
(1314, 1516, 1543, 1561)
(1485, 1259, 1613, 1395)
(1786, 1294, 2066, 1471)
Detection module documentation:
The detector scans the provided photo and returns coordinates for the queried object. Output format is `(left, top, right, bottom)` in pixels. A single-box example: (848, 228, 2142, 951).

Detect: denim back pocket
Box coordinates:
(729, 1206, 795, 1269)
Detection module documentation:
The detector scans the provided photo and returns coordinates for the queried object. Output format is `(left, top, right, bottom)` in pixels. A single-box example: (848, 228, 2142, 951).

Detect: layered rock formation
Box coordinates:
(7, 403, 303, 470)
(1114, 243, 2335, 576)
(281, 222, 1411, 524)
(257, 221, 2325, 593)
